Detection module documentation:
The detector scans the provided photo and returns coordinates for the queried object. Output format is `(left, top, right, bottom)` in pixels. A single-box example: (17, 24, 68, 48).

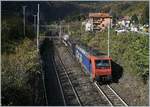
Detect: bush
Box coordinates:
(2, 17, 34, 54)
(1, 38, 44, 105)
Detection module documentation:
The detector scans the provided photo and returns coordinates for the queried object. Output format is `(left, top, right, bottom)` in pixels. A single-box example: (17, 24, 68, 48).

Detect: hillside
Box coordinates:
(2, 1, 148, 24)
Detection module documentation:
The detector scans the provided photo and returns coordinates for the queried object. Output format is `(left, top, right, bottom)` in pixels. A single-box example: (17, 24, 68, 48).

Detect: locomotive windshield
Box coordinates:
(95, 60, 110, 68)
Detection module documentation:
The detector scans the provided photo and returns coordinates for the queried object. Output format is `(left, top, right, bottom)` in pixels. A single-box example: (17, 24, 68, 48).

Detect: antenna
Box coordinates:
(59, 24, 61, 40)
(68, 24, 70, 35)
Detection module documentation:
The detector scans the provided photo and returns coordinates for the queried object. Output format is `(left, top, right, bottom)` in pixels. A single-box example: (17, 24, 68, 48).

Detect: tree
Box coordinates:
(110, 11, 119, 24)
(131, 14, 139, 25)
(141, 4, 149, 25)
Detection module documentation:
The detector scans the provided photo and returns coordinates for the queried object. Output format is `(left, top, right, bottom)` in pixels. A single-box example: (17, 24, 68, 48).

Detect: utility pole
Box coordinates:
(22, 6, 26, 36)
(59, 24, 61, 40)
(68, 24, 70, 35)
(80, 24, 82, 36)
(108, 23, 110, 57)
(37, 4, 40, 52)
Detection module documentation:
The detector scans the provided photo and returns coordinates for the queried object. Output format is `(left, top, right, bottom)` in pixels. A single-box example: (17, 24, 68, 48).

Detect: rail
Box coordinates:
(107, 85, 128, 106)
(55, 53, 82, 106)
(94, 82, 113, 106)
(94, 82, 128, 106)
(38, 52, 48, 105)
(51, 57, 67, 106)
(52, 44, 82, 106)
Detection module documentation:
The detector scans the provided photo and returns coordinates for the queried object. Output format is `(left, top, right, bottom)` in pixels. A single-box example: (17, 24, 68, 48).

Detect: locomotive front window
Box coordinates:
(95, 60, 110, 68)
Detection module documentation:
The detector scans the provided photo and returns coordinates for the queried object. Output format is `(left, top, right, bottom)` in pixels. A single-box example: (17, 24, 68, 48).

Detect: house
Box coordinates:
(85, 20, 93, 31)
(85, 22, 93, 31)
(130, 26, 138, 32)
(117, 16, 131, 28)
(88, 12, 112, 31)
(139, 25, 149, 32)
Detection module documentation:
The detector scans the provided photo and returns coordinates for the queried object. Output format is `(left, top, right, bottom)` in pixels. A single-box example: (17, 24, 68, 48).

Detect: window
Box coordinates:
(95, 60, 110, 68)
(102, 24, 105, 27)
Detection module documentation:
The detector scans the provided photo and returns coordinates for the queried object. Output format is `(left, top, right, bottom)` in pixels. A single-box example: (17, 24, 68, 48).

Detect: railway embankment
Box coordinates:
(110, 72, 149, 106)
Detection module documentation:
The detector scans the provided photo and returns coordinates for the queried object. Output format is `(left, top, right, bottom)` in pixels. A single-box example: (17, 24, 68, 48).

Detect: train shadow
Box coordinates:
(98, 60, 123, 85)
(111, 60, 123, 83)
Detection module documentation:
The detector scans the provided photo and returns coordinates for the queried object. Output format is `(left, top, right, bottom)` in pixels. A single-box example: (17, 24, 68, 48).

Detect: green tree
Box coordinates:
(131, 14, 139, 25)
(2, 17, 34, 54)
(111, 11, 119, 24)
(141, 4, 149, 25)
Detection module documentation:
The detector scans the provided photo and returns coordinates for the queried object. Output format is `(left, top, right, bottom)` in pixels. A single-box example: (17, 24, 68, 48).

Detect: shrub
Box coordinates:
(1, 38, 44, 105)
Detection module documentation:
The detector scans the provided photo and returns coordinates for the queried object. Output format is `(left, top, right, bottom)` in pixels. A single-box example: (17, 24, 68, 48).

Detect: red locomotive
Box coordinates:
(68, 41, 112, 81)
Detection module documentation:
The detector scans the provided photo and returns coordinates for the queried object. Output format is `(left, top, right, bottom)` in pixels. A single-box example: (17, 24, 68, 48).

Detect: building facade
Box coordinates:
(89, 13, 112, 31)
(117, 16, 131, 28)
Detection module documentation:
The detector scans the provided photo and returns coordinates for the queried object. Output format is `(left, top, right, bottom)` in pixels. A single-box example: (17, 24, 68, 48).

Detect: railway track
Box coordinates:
(64, 41, 128, 106)
(94, 81, 128, 106)
(41, 39, 128, 106)
(52, 48, 82, 106)
(56, 42, 109, 106)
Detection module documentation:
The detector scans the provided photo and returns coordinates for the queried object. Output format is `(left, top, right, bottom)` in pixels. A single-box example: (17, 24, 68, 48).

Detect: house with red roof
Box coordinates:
(88, 12, 112, 31)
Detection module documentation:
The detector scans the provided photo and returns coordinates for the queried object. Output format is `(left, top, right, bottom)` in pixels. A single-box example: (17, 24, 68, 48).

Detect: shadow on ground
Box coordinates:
(39, 38, 64, 106)
(111, 60, 123, 83)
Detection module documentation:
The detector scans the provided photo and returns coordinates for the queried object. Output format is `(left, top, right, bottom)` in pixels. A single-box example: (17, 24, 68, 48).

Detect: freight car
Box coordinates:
(66, 40, 112, 82)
